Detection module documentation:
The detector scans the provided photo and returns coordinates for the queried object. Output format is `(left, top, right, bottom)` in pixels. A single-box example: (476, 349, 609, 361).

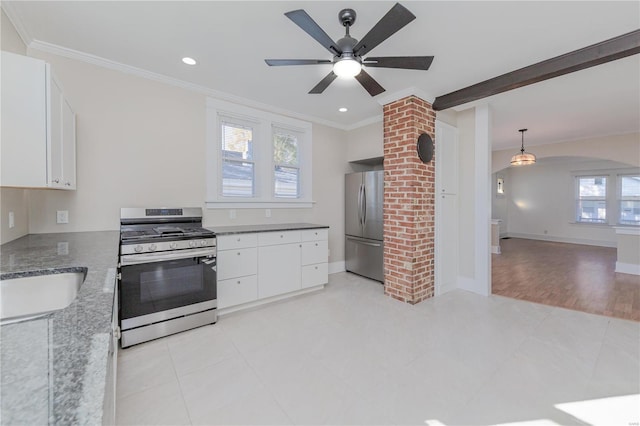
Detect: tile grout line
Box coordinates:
(166, 339, 195, 426)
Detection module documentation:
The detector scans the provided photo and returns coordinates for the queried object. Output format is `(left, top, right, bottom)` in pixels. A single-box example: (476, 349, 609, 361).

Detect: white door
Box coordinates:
(435, 120, 459, 295)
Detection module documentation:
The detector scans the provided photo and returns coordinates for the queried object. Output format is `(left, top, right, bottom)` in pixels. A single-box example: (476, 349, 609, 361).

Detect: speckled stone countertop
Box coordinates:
(0, 231, 120, 425)
(207, 222, 329, 235)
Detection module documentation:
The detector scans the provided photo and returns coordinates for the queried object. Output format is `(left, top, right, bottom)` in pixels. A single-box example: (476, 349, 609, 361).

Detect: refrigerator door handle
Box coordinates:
(357, 184, 363, 226)
(346, 236, 382, 247)
(362, 185, 367, 226)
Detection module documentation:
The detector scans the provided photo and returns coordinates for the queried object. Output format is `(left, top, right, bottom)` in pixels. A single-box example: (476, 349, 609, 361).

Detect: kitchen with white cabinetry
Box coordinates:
(1, 51, 76, 190)
(213, 224, 329, 314)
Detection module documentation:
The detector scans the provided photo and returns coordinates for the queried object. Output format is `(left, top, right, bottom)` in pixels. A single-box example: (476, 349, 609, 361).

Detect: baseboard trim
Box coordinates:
(218, 285, 325, 316)
(506, 233, 616, 248)
(491, 245, 501, 254)
(328, 261, 345, 274)
(615, 262, 640, 276)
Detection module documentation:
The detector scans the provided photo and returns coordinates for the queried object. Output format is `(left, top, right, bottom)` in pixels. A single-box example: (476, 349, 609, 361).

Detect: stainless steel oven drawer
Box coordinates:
(121, 309, 217, 348)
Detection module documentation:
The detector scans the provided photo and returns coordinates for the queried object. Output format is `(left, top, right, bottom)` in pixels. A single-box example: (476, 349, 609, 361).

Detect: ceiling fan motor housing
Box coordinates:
(339, 9, 356, 27)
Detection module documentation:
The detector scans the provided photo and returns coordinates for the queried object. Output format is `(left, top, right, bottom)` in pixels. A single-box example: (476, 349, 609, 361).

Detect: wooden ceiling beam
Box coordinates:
(432, 29, 640, 111)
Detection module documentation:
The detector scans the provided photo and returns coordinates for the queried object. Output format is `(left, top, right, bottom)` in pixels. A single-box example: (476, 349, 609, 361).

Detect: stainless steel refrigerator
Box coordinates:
(345, 171, 384, 282)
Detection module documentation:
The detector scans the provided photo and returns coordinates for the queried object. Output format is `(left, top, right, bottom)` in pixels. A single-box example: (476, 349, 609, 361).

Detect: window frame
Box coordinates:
(272, 124, 303, 199)
(206, 98, 313, 208)
(219, 116, 258, 198)
(618, 174, 640, 226)
(574, 175, 608, 224)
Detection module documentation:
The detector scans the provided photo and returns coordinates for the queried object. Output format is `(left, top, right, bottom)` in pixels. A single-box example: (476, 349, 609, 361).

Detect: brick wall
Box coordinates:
(383, 95, 436, 304)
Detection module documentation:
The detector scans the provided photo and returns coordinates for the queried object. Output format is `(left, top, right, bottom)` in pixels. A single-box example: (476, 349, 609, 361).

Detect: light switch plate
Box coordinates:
(8, 211, 15, 229)
(229, 209, 236, 219)
(56, 210, 69, 224)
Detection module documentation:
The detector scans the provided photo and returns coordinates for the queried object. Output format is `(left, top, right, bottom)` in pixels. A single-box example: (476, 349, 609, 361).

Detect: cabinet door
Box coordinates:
(0, 52, 47, 187)
(301, 263, 328, 289)
(301, 240, 328, 265)
(49, 75, 64, 188)
(61, 97, 76, 189)
(218, 275, 258, 308)
(258, 243, 301, 299)
(217, 248, 257, 281)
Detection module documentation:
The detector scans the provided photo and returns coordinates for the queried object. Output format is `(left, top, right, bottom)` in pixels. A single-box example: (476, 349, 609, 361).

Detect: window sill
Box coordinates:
(206, 200, 314, 209)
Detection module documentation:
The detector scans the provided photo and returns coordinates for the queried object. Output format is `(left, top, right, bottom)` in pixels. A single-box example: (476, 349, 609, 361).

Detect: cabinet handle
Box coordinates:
(315, 243, 318, 246)
(237, 238, 240, 242)
(299, 244, 302, 248)
(237, 252, 240, 256)
(280, 235, 283, 238)
(65, 182, 71, 186)
(315, 266, 318, 270)
(237, 280, 241, 284)
(53, 178, 60, 184)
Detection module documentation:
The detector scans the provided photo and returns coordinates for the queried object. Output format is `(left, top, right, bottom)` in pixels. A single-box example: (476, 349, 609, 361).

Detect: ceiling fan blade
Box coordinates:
(354, 69, 385, 96)
(363, 56, 434, 70)
(285, 10, 342, 56)
(309, 72, 338, 94)
(353, 3, 416, 57)
(265, 59, 333, 66)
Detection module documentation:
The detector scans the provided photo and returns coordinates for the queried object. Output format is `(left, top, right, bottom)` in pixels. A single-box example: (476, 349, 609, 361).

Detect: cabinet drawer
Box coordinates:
(301, 228, 328, 242)
(217, 247, 257, 280)
(258, 230, 300, 246)
(301, 263, 328, 289)
(218, 233, 258, 250)
(218, 275, 258, 309)
(301, 240, 328, 265)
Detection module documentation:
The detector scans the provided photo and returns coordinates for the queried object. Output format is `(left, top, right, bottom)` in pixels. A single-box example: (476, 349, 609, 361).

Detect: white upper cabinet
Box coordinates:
(1, 51, 76, 190)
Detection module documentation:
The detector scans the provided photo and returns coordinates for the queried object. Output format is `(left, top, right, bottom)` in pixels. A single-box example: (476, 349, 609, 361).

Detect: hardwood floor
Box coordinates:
(492, 238, 640, 321)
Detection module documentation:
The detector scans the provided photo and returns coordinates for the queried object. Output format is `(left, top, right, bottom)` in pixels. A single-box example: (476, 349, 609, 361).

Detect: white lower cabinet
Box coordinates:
(216, 228, 329, 311)
(258, 243, 301, 299)
(218, 275, 258, 309)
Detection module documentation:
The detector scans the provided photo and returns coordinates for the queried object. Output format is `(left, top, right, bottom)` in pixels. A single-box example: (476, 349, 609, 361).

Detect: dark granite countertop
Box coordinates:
(0, 231, 120, 425)
(207, 222, 329, 235)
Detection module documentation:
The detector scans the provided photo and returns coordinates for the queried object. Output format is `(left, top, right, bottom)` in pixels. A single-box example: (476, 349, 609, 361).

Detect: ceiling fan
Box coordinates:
(265, 3, 434, 97)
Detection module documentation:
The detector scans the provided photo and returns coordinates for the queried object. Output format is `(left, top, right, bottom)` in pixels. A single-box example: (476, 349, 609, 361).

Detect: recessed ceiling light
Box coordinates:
(182, 57, 197, 65)
(338, 107, 348, 112)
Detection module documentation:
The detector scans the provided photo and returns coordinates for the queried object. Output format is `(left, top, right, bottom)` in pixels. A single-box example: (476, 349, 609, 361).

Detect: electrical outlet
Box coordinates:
(8, 211, 15, 229)
(265, 209, 271, 218)
(57, 242, 69, 255)
(56, 210, 69, 224)
(229, 209, 236, 219)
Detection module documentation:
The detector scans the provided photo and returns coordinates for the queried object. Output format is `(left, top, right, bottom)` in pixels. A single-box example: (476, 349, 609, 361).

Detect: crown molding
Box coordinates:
(28, 39, 355, 131)
(1, 2, 33, 47)
(375, 86, 436, 107)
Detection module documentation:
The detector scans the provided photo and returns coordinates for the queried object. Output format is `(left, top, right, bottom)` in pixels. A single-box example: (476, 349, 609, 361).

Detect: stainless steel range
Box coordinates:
(118, 207, 217, 348)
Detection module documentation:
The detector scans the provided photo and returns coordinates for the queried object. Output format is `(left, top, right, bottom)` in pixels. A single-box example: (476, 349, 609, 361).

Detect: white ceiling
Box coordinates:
(4, 1, 639, 151)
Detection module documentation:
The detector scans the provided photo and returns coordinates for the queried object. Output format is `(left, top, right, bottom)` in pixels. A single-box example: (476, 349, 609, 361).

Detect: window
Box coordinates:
(619, 175, 640, 225)
(221, 119, 255, 197)
(576, 176, 607, 223)
(273, 127, 300, 198)
(206, 98, 312, 208)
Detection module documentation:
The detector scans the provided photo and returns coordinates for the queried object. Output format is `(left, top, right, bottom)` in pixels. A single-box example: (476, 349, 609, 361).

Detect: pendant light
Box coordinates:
(510, 128, 536, 166)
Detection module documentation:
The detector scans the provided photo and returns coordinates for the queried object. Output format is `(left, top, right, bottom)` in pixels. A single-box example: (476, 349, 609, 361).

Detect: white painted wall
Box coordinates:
(346, 120, 383, 162)
(502, 158, 637, 247)
(491, 171, 508, 236)
(0, 9, 30, 244)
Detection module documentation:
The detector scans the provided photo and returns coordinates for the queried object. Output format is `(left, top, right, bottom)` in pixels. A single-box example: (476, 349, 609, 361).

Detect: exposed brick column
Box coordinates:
(383, 95, 436, 304)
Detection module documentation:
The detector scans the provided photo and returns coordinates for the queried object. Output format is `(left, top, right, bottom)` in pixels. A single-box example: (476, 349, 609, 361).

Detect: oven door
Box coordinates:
(119, 250, 216, 329)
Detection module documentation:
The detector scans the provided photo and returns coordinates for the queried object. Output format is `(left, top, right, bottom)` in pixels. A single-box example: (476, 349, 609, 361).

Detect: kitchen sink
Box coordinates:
(0, 271, 86, 325)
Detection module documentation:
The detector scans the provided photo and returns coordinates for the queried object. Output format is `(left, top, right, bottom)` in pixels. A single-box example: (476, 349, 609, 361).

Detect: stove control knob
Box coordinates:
(200, 240, 207, 247)
(134, 245, 143, 253)
(170, 242, 178, 249)
(148, 244, 157, 252)
(189, 240, 197, 248)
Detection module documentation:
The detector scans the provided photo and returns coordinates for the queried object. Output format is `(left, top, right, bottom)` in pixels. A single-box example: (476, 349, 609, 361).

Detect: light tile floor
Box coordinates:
(116, 272, 640, 425)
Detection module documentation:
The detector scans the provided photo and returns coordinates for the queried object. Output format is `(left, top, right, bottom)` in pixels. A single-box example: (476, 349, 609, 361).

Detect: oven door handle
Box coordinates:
(120, 249, 216, 266)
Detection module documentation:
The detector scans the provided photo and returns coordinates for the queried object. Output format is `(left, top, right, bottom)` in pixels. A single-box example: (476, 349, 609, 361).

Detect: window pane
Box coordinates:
(578, 177, 606, 197)
(620, 200, 640, 225)
(621, 176, 640, 198)
(274, 166, 299, 198)
(576, 200, 607, 223)
(273, 132, 298, 166)
(222, 160, 254, 197)
(222, 123, 253, 160)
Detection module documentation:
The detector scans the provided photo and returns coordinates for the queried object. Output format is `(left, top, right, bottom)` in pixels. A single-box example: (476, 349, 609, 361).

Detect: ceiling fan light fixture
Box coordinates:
(333, 57, 361, 79)
(182, 57, 197, 65)
(510, 128, 536, 166)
